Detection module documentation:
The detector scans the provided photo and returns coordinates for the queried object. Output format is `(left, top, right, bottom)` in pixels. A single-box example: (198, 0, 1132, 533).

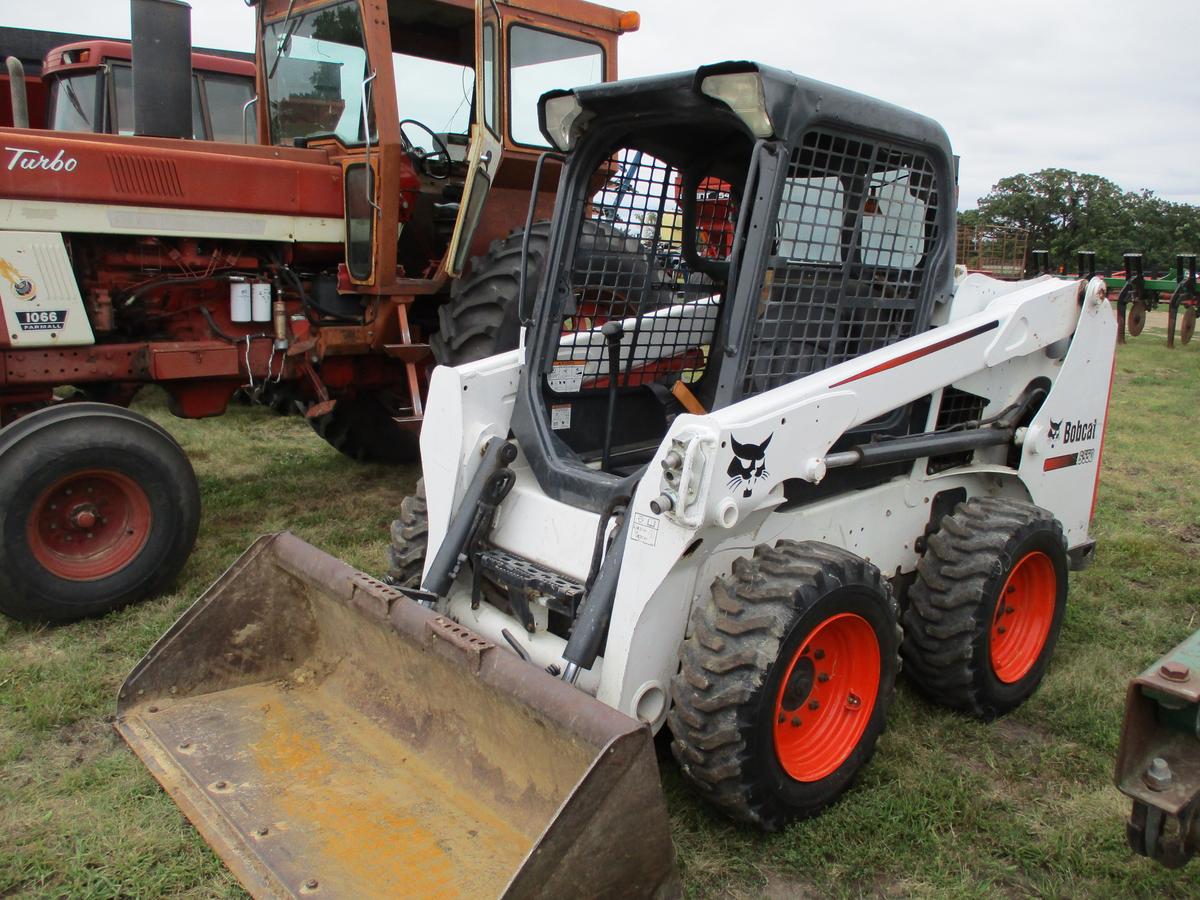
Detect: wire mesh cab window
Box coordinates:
(540, 147, 736, 470)
(742, 129, 939, 397)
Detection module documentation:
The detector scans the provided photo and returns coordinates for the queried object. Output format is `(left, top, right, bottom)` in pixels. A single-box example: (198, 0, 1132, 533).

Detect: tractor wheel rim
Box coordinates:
(989, 551, 1057, 684)
(773, 612, 881, 783)
(27, 469, 152, 581)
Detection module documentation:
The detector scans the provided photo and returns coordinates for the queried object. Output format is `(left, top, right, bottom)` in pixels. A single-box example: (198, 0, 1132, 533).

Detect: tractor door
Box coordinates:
(442, 0, 502, 278)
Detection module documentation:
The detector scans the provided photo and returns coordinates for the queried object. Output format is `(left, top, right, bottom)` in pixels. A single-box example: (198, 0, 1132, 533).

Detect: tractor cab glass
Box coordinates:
(108, 65, 254, 141)
(508, 26, 603, 147)
(263, 0, 370, 146)
(47, 72, 100, 132)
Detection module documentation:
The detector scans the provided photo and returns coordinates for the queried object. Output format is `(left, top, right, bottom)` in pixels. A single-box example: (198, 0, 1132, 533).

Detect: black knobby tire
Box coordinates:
(308, 391, 419, 464)
(431, 223, 551, 367)
(385, 478, 428, 588)
(430, 220, 674, 367)
(0, 403, 200, 622)
(253, 381, 303, 416)
(668, 541, 901, 831)
(900, 497, 1068, 719)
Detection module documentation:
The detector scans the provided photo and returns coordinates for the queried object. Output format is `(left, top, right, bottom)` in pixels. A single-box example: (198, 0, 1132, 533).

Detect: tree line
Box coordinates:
(959, 168, 1200, 276)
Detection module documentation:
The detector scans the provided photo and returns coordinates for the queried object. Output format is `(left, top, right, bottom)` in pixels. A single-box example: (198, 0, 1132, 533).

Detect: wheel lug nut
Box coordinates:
(808, 700, 819, 710)
(790, 716, 801, 727)
(997, 626, 1007, 634)
(814, 649, 825, 660)
(847, 693, 861, 709)
(817, 673, 829, 683)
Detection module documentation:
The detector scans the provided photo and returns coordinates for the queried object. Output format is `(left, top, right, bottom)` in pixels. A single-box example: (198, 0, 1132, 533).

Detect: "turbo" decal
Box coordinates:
(5, 147, 79, 173)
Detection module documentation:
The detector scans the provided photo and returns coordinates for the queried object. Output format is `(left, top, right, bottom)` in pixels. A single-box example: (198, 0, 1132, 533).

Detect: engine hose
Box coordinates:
(119, 270, 257, 306)
(274, 262, 364, 324)
(198, 305, 271, 345)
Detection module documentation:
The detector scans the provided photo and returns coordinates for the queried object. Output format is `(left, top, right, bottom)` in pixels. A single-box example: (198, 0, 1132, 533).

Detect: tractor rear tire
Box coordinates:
(308, 391, 420, 464)
(668, 541, 901, 831)
(900, 497, 1068, 719)
(431, 223, 551, 367)
(430, 220, 675, 367)
(385, 478, 428, 588)
(0, 403, 200, 622)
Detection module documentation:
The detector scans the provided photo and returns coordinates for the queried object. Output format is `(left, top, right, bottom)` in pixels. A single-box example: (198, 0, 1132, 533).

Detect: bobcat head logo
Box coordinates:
(727, 434, 772, 498)
(1047, 419, 1062, 441)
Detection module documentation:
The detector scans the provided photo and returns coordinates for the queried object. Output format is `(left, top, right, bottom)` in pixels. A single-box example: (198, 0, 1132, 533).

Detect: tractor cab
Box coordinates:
(255, 0, 635, 292)
(42, 39, 255, 140)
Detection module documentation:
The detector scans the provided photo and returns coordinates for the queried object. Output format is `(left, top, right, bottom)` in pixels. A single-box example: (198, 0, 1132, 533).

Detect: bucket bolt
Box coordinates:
(1144, 757, 1173, 791)
(1160, 662, 1191, 682)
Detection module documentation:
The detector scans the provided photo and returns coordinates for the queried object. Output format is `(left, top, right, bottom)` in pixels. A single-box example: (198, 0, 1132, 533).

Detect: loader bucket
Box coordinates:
(116, 533, 680, 899)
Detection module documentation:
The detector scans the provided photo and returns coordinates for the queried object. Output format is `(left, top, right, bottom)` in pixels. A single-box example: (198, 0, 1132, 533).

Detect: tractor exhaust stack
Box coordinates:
(116, 533, 680, 898)
(130, 0, 193, 139)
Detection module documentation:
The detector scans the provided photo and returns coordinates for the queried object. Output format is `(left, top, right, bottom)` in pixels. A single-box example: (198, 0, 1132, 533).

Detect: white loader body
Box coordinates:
(420, 270, 1116, 728)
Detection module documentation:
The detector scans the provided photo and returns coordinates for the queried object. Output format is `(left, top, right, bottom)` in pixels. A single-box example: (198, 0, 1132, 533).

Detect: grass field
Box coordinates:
(2, 326, 1198, 898)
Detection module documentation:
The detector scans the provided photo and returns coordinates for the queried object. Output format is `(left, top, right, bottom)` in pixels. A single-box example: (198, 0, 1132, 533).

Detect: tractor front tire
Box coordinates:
(308, 391, 420, 464)
(385, 478, 428, 588)
(901, 497, 1068, 719)
(668, 541, 901, 831)
(0, 403, 200, 622)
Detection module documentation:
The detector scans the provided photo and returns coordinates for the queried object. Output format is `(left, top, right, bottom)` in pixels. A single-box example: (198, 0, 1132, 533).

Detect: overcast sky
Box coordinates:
(8, 0, 1197, 208)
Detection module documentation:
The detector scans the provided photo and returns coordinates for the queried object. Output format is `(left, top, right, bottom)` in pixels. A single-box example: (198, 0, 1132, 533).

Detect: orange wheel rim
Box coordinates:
(989, 551, 1057, 684)
(772, 612, 880, 782)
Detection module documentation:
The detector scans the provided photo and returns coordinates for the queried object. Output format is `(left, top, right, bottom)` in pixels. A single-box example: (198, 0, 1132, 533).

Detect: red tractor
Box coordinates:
(0, 0, 637, 622)
(2, 27, 255, 134)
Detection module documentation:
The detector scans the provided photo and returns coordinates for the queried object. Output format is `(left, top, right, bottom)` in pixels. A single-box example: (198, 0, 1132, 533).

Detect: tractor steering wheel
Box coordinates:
(399, 119, 452, 180)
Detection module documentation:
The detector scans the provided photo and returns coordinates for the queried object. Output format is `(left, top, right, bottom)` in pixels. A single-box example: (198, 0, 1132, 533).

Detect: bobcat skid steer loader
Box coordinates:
(118, 62, 1117, 896)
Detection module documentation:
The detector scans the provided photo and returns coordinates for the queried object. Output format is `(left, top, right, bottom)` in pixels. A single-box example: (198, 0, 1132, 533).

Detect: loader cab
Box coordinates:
(255, 0, 629, 293)
(514, 63, 958, 512)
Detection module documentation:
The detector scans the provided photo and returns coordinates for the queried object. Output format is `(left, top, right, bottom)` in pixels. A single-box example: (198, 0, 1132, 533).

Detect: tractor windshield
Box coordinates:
(263, 0, 370, 146)
(533, 121, 754, 472)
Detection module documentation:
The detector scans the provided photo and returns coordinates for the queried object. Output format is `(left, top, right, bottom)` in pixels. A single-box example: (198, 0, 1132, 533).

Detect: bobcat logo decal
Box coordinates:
(1047, 419, 1062, 441)
(727, 434, 772, 498)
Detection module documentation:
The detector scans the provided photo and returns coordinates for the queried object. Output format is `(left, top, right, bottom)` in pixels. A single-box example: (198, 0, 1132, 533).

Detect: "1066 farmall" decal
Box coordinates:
(16, 309, 68, 331)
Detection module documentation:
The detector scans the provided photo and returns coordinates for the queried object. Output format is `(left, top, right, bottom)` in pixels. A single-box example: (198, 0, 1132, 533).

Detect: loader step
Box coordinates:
(476, 547, 585, 617)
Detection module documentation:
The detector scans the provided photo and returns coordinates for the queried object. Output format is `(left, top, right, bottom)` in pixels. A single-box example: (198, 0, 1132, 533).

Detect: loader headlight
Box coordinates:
(699, 72, 773, 138)
(539, 91, 588, 152)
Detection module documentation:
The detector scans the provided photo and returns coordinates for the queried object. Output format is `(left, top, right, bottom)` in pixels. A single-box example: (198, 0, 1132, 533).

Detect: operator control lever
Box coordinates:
(600, 321, 624, 473)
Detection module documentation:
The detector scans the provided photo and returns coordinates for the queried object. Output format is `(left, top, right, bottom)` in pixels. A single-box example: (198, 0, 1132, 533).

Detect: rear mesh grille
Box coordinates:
(741, 129, 939, 397)
(107, 154, 184, 198)
(927, 387, 988, 474)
